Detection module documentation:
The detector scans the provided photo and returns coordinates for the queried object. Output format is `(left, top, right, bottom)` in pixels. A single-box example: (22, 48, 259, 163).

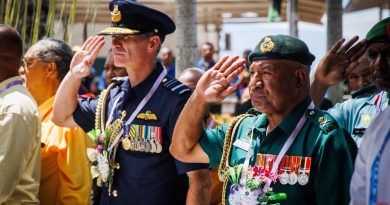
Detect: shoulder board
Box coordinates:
(111, 76, 128, 84)
(246, 108, 262, 115)
(162, 76, 191, 96)
(351, 84, 377, 99)
(305, 108, 338, 134)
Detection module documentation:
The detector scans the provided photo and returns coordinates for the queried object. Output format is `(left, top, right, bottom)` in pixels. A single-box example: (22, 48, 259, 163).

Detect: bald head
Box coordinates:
(0, 25, 22, 79)
(178, 67, 205, 91)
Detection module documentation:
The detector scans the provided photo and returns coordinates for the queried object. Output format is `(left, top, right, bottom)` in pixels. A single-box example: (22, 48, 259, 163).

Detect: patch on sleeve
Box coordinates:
(162, 77, 191, 95)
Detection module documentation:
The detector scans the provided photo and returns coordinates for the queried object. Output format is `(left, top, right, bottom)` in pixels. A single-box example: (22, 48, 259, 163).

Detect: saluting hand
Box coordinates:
(195, 56, 246, 103)
(70, 36, 105, 79)
(315, 36, 367, 86)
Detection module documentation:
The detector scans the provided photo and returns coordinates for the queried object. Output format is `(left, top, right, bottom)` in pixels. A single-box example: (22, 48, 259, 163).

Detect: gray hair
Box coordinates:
(35, 38, 72, 80)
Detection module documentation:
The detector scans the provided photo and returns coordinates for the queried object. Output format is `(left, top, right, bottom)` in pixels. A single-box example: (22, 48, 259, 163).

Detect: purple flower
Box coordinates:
(254, 188, 264, 196)
(99, 134, 106, 143)
(96, 144, 104, 152)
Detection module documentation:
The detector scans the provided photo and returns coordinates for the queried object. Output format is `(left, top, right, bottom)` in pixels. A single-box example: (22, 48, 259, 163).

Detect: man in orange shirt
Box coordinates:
(21, 38, 92, 204)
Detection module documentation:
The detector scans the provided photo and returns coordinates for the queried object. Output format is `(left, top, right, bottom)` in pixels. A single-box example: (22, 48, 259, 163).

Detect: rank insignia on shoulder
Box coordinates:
(306, 109, 338, 133)
(137, 110, 158, 121)
(162, 77, 191, 95)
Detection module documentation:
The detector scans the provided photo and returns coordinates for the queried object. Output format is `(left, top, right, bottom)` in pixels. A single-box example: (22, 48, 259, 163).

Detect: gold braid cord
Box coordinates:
(218, 114, 254, 205)
(95, 82, 119, 131)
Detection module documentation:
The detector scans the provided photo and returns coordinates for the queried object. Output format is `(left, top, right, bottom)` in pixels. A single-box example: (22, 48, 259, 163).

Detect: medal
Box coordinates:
(288, 156, 299, 185)
(139, 140, 146, 152)
(278, 156, 289, 185)
(150, 127, 157, 153)
(298, 172, 309, 185)
(279, 170, 289, 185)
(288, 172, 298, 185)
(122, 137, 131, 150)
(155, 142, 162, 153)
(145, 140, 151, 152)
(298, 157, 311, 185)
(122, 125, 131, 150)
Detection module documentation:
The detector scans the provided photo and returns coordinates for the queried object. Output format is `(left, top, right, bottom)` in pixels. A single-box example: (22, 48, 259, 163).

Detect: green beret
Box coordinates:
(366, 17, 390, 44)
(248, 34, 315, 66)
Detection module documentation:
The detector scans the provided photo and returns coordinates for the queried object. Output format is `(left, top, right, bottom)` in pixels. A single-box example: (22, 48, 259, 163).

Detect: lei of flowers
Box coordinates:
(228, 165, 287, 205)
(86, 129, 114, 186)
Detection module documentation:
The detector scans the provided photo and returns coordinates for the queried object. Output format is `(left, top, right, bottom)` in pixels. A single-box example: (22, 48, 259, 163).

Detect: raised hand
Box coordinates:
(70, 36, 105, 79)
(314, 36, 367, 86)
(195, 56, 246, 103)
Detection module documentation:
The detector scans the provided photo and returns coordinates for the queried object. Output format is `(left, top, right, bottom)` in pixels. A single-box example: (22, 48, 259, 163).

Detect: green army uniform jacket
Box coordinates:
(328, 86, 389, 147)
(200, 97, 357, 205)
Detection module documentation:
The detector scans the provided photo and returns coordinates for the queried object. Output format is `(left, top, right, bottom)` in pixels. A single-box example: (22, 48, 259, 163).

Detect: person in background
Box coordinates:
(160, 47, 176, 77)
(21, 38, 92, 205)
(310, 18, 389, 147)
(197, 42, 216, 71)
(0, 25, 41, 204)
(350, 106, 390, 205)
(104, 49, 127, 86)
(347, 53, 372, 94)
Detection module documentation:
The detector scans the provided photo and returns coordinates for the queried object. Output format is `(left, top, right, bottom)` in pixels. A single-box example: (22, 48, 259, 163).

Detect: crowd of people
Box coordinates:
(1, 0, 389, 205)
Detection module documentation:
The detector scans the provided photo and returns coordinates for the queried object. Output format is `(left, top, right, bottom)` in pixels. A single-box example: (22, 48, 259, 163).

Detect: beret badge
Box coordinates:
(111, 4, 122, 23)
(260, 37, 275, 53)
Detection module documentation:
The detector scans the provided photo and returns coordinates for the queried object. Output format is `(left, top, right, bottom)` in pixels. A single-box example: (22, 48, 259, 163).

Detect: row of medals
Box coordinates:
(121, 135, 162, 153)
(278, 169, 309, 186)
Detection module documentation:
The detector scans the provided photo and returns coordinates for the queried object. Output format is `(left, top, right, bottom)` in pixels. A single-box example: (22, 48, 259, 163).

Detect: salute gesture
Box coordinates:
(314, 36, 367, 86)
(70, 36, 105, 79)
(195, 55, 246, 103)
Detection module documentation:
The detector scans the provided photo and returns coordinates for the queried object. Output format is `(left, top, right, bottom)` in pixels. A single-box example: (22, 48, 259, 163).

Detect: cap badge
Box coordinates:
(260, 37, 275, 53)
(111, 4, 122, 23)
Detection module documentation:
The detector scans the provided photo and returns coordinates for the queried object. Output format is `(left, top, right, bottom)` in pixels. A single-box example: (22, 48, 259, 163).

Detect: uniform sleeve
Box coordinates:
(199, 123, 228, 168)
(313, 128, 357, 205)
(166, 92, 209, 174)
(57, 127, 92, 204)
(0, 113, 40, 201)
(73, 97, 98, 133)
(327, 103, 347, 129)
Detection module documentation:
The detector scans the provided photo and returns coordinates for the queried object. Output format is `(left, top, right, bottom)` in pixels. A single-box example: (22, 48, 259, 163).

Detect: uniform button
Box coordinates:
(113, 190, 118, 197)
(309, 111, 315, 115)
(116, 163, 120, 169)
(162, 78, 167, 83)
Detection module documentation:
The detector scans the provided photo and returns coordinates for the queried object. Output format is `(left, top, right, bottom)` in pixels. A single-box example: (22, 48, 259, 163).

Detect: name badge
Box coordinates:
(233, 139, 251, 151)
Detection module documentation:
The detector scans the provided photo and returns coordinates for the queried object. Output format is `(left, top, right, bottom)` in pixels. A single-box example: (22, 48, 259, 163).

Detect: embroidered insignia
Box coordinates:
(361, 114, 372, 127)
(260, 37, 275, 53)
(137, 111, 158, 121)
(111, 4, 122, 23)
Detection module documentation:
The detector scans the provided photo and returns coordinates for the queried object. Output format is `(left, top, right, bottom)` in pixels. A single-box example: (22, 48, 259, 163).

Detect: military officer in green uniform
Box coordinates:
(170, 35, 357, 205)
(311, 18, 390, 147)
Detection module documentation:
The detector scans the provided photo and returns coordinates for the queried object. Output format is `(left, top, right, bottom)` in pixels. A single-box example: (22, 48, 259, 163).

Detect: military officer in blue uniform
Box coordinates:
(52, 0, 209, 204)
(170, 35, 357, 205)
(311, 18, 390, 147)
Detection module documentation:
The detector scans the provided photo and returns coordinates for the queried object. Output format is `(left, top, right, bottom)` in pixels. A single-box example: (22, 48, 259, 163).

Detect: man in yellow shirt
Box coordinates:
(21, 38, 92, 204)
(0, 25, 41, 204)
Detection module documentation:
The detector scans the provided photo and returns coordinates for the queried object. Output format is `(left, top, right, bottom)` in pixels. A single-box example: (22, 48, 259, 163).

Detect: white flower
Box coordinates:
(91, 165, 100, 178)
(97, 151, 110, 182)
(87, 148, 98, 162)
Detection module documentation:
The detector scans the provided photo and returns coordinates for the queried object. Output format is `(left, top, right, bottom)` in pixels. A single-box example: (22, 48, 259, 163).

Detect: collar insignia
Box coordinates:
(260, 37, 275, 53)
(111, 4, 122, 23)
(137, 111, 158, 121)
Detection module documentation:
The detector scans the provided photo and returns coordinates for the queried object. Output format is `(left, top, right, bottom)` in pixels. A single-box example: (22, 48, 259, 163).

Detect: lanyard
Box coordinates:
(375, 91, 385, 115)
(107, 69, 167, 151)
(0, 80, 22, 95)
(369, 131, 390, 205)
(261, 101, 315, 193)
(207, 118, 215, 129)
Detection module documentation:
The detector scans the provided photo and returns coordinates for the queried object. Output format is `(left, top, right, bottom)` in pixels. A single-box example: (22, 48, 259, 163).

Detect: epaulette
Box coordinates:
(305, 108, 338, 133)
(246, 108, 262, 115)
(351, 84, 377, 99)
(162, 76, 191, 96)
(111, 76, 128, 84)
